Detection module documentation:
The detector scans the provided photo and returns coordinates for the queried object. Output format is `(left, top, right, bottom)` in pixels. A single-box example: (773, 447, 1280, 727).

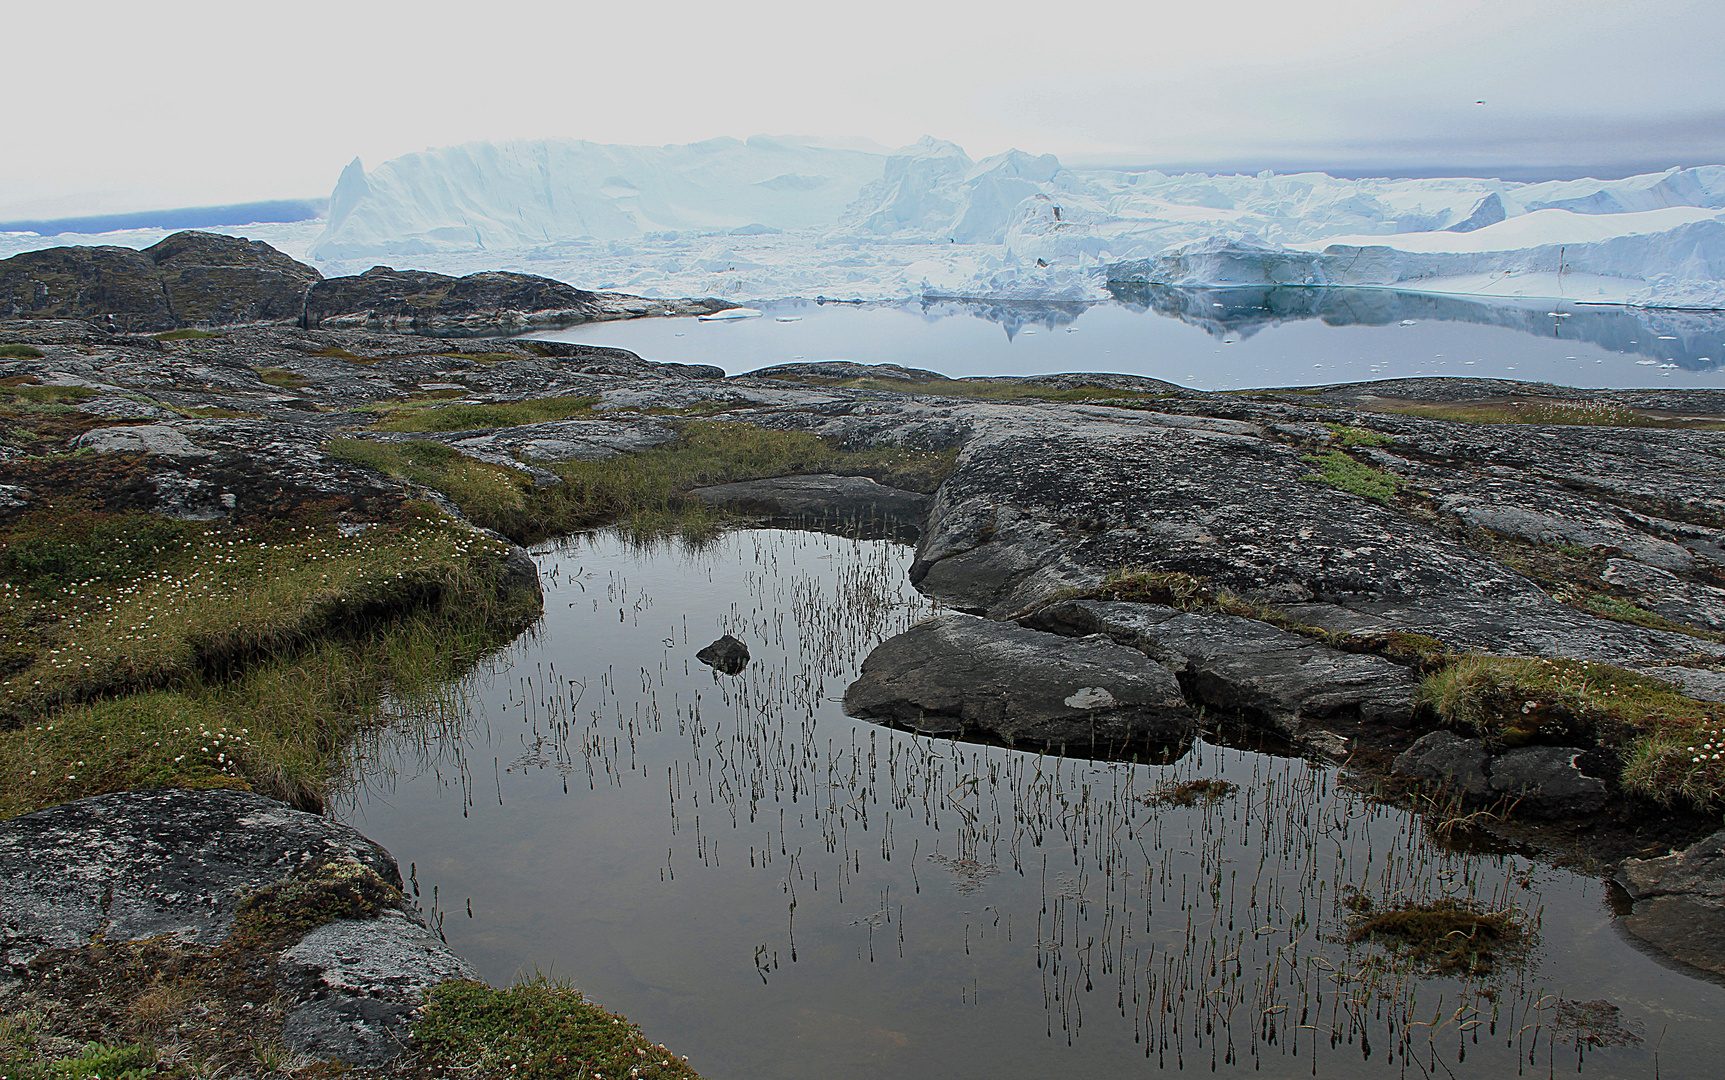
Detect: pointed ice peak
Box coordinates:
(967, 150, 1061, 185)
(325, 157, 369, 233)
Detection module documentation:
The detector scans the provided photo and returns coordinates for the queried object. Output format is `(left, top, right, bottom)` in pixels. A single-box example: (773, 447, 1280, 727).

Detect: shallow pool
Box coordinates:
(339, 529, 1724, 1079)
(530, 287, 1725, 390)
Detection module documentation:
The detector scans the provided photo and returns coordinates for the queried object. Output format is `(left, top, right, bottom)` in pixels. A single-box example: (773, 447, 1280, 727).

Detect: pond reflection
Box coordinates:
(535, 289, 1725, 388)
(340, 529, 1724, 1080)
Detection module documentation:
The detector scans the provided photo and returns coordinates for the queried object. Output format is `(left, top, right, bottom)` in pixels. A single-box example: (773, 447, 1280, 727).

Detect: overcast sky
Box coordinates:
(5, 0, 1721, 218)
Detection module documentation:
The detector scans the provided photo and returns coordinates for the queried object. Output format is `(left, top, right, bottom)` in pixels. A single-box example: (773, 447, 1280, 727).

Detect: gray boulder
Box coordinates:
(1618, 831, 1725, 978)
(1392, 731, 1493, 799)
(1390, 735, 1608, 816)
(843, 614, 1193, 751)
(1619, 830, 1725, 907)
(1488, 745, 1609, 816)
(1024, 599, 1417, 737)
(73, 423, 212, 457)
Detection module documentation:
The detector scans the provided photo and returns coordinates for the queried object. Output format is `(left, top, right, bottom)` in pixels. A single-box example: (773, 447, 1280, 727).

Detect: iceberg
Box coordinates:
(310, 135, 887, 260)
(299, 138, 1725, 309)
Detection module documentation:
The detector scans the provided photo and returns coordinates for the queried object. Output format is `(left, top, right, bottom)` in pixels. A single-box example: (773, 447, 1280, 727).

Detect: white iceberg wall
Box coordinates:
(304, 136, 1725, 307)
(310, 136, 890, 260)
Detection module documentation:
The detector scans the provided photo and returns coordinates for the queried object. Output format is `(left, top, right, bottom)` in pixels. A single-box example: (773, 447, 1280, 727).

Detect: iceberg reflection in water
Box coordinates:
(533, 288, 1725, 388)
(340, 529, 1725, 1080)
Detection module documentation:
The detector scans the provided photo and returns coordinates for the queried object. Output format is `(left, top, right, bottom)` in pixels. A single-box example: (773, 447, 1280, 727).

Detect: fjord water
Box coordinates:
(532, 287, 1725, 388)
(340, 529, 1725, 1080)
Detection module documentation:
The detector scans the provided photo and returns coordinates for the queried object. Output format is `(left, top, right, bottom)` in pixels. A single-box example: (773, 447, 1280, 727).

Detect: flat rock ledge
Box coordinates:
(1619, 831, 1725, 979)
(0, 789, 475, 1066)
(689, 473, 929, 538)
(843, 613, 1193, 752)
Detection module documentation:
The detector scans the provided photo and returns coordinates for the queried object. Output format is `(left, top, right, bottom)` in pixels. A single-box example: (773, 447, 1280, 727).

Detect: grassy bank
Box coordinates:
(0, 503, 538, 817)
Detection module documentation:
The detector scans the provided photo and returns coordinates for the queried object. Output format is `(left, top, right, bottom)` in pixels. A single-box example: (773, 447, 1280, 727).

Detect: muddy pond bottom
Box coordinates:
(340, 529, 1725, 1080)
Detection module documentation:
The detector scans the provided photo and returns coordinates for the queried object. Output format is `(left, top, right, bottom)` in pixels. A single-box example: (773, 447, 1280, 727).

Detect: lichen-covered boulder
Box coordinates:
(0, 789, 398, 971)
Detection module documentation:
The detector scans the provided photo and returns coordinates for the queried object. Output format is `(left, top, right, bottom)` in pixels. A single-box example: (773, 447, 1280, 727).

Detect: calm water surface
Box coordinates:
(340, 530, 1725, 1080)
(531, 287, 1725, 388)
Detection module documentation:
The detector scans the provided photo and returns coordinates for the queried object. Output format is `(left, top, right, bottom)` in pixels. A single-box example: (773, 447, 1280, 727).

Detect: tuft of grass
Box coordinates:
(152, 328, 222, 341)
(370, 393, 600, 432)
(1081, 568, 1333, 638)
(252, 367, 308, 389)
(415, 977, 705, 1080)
(1, 383, 98, 406)
(1141, 777, 1237, 806)
(1300, 450, 1401, 503)
(0, 343, 46, 358)
(1344, 892, 1525, 977)
(329, 438, 530, 527)
(1556, 587, 1723, 642)
(1419, 655, 1716, 746)
(1333, 629, 1451, 672)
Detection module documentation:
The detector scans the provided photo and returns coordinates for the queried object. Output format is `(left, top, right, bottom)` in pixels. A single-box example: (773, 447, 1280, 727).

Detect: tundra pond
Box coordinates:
(341, 528, 1725, 1080)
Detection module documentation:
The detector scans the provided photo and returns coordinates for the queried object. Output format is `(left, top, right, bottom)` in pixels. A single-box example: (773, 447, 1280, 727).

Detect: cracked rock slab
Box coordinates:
(843, 613, 1193, 751)
(1024, 599, 1417, 737)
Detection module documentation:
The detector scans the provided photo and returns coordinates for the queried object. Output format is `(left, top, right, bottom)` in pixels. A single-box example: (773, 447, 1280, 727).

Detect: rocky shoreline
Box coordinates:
(0, 230, 733, 337)
(5, 233, 1725, 1070)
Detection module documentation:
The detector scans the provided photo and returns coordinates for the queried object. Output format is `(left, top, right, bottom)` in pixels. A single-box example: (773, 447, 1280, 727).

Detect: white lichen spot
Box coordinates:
(1064, 686, 1116, 709)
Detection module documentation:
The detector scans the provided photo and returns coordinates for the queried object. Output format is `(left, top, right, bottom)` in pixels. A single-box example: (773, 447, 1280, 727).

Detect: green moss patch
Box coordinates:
(1299, 449, 1401, 503)
(1326, 423, 1391, 446)
(1, 1038, 158, 1080)
(415, 977, 705, 1080)
(230, 857, 404, 951)
(152, 329, 222, 342)
(0, 344, 45, 359)
(252, 367, 308, 390)
(2, 384, 98, 407)
(369, 393, 600, 432)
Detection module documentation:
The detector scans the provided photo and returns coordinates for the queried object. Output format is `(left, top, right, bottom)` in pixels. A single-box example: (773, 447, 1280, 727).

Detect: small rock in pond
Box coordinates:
(697, 634, 750, 674)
